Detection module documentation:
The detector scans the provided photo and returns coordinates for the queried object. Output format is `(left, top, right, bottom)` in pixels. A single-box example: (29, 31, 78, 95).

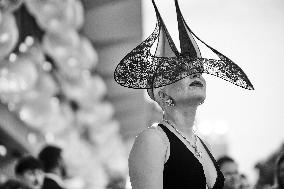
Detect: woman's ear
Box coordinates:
(158, 89, 175, 107)
(158, 90, 168, 101)
(158, 90, 172, 102)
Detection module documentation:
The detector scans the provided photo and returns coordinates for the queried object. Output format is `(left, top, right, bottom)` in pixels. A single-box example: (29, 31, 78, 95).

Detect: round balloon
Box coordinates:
(33, 72, 59, 97)
(76, 102, 114, 127)
(25, 42, 46, 66)
(0, 0, 23, 12)
(78, 37, 98, 69)
(42, 32, 97, 78)
(60, 74, 107, 107)
(89, 120, 120, 145)
(18, 95, 65, 130)
(0, 13, 19, 60)
(18, 96, 58, 127)
(40, 102, 73, 134)
(25, 0, 84, 33)
(43, 30, 80, 52)
(0, 55, 38, 94)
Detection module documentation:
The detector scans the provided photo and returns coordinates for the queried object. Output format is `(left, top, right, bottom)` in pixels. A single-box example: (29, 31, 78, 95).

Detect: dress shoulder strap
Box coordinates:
(197, 136, 218, 166)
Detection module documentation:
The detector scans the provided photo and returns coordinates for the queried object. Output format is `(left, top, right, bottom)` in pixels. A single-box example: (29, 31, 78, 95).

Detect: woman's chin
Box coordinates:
(176, 96, 205, 106)
(185, 91, 206, 102)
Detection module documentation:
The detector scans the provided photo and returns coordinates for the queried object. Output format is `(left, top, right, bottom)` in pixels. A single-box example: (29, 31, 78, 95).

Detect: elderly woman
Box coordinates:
(114, 0, 254, 188)
(129, 73, 224, 189)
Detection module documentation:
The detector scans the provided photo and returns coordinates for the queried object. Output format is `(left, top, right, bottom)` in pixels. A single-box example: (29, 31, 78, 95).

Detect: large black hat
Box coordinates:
(114, 0, 254, 93)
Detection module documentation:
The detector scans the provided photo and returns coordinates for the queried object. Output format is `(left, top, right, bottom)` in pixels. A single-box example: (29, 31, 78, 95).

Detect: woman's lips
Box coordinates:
(189, 80, 203, 87)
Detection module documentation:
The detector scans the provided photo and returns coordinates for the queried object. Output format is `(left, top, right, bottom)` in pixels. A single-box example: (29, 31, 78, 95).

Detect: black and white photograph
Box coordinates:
(0, 0, 283, 189)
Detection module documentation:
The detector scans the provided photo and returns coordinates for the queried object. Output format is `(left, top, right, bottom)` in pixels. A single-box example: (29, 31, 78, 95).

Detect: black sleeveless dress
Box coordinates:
(159, 124, 224, 189)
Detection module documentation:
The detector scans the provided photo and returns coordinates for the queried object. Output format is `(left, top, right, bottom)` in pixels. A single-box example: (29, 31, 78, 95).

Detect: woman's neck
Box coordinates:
(163, 105, 197, 138)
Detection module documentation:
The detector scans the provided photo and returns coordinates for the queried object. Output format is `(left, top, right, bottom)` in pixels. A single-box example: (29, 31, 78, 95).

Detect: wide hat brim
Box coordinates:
(114, 0, 254, 93)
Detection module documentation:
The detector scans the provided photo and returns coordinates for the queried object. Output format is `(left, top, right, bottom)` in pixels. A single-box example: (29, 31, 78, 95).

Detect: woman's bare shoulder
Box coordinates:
(134, 126, 165, 146)
(134, 125, 169, 148)
(129, 125, 169, 161)
(128, 125, 167, 189)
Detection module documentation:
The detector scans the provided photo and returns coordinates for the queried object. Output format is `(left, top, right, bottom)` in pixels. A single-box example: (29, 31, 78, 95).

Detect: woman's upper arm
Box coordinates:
(128, 128, 167, 189)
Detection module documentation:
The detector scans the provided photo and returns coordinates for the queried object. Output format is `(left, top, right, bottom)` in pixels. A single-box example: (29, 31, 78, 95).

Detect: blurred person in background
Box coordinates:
(0, 179, 31, 189)
(217, 156, 240, 189)
(271, 152, 284, 189)
(38, 145, 66, 189)
(239, 173, 251, 189)
(14, 156, 44, 189)
(106, 176, 126, 189)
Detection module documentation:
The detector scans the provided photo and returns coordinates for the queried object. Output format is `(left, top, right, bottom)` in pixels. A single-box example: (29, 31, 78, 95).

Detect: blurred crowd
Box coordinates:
(216, 151, 284, 189)
(0, 145, 68, 189)
(0, 144, 126, 189)
(217, 156, 251, 189)
(1, 144, 283, 189)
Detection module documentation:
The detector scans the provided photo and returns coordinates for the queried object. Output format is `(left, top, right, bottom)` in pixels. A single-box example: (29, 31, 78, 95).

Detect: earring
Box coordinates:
(199, 100, 204, 105)
(165, 98, 175, 107)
